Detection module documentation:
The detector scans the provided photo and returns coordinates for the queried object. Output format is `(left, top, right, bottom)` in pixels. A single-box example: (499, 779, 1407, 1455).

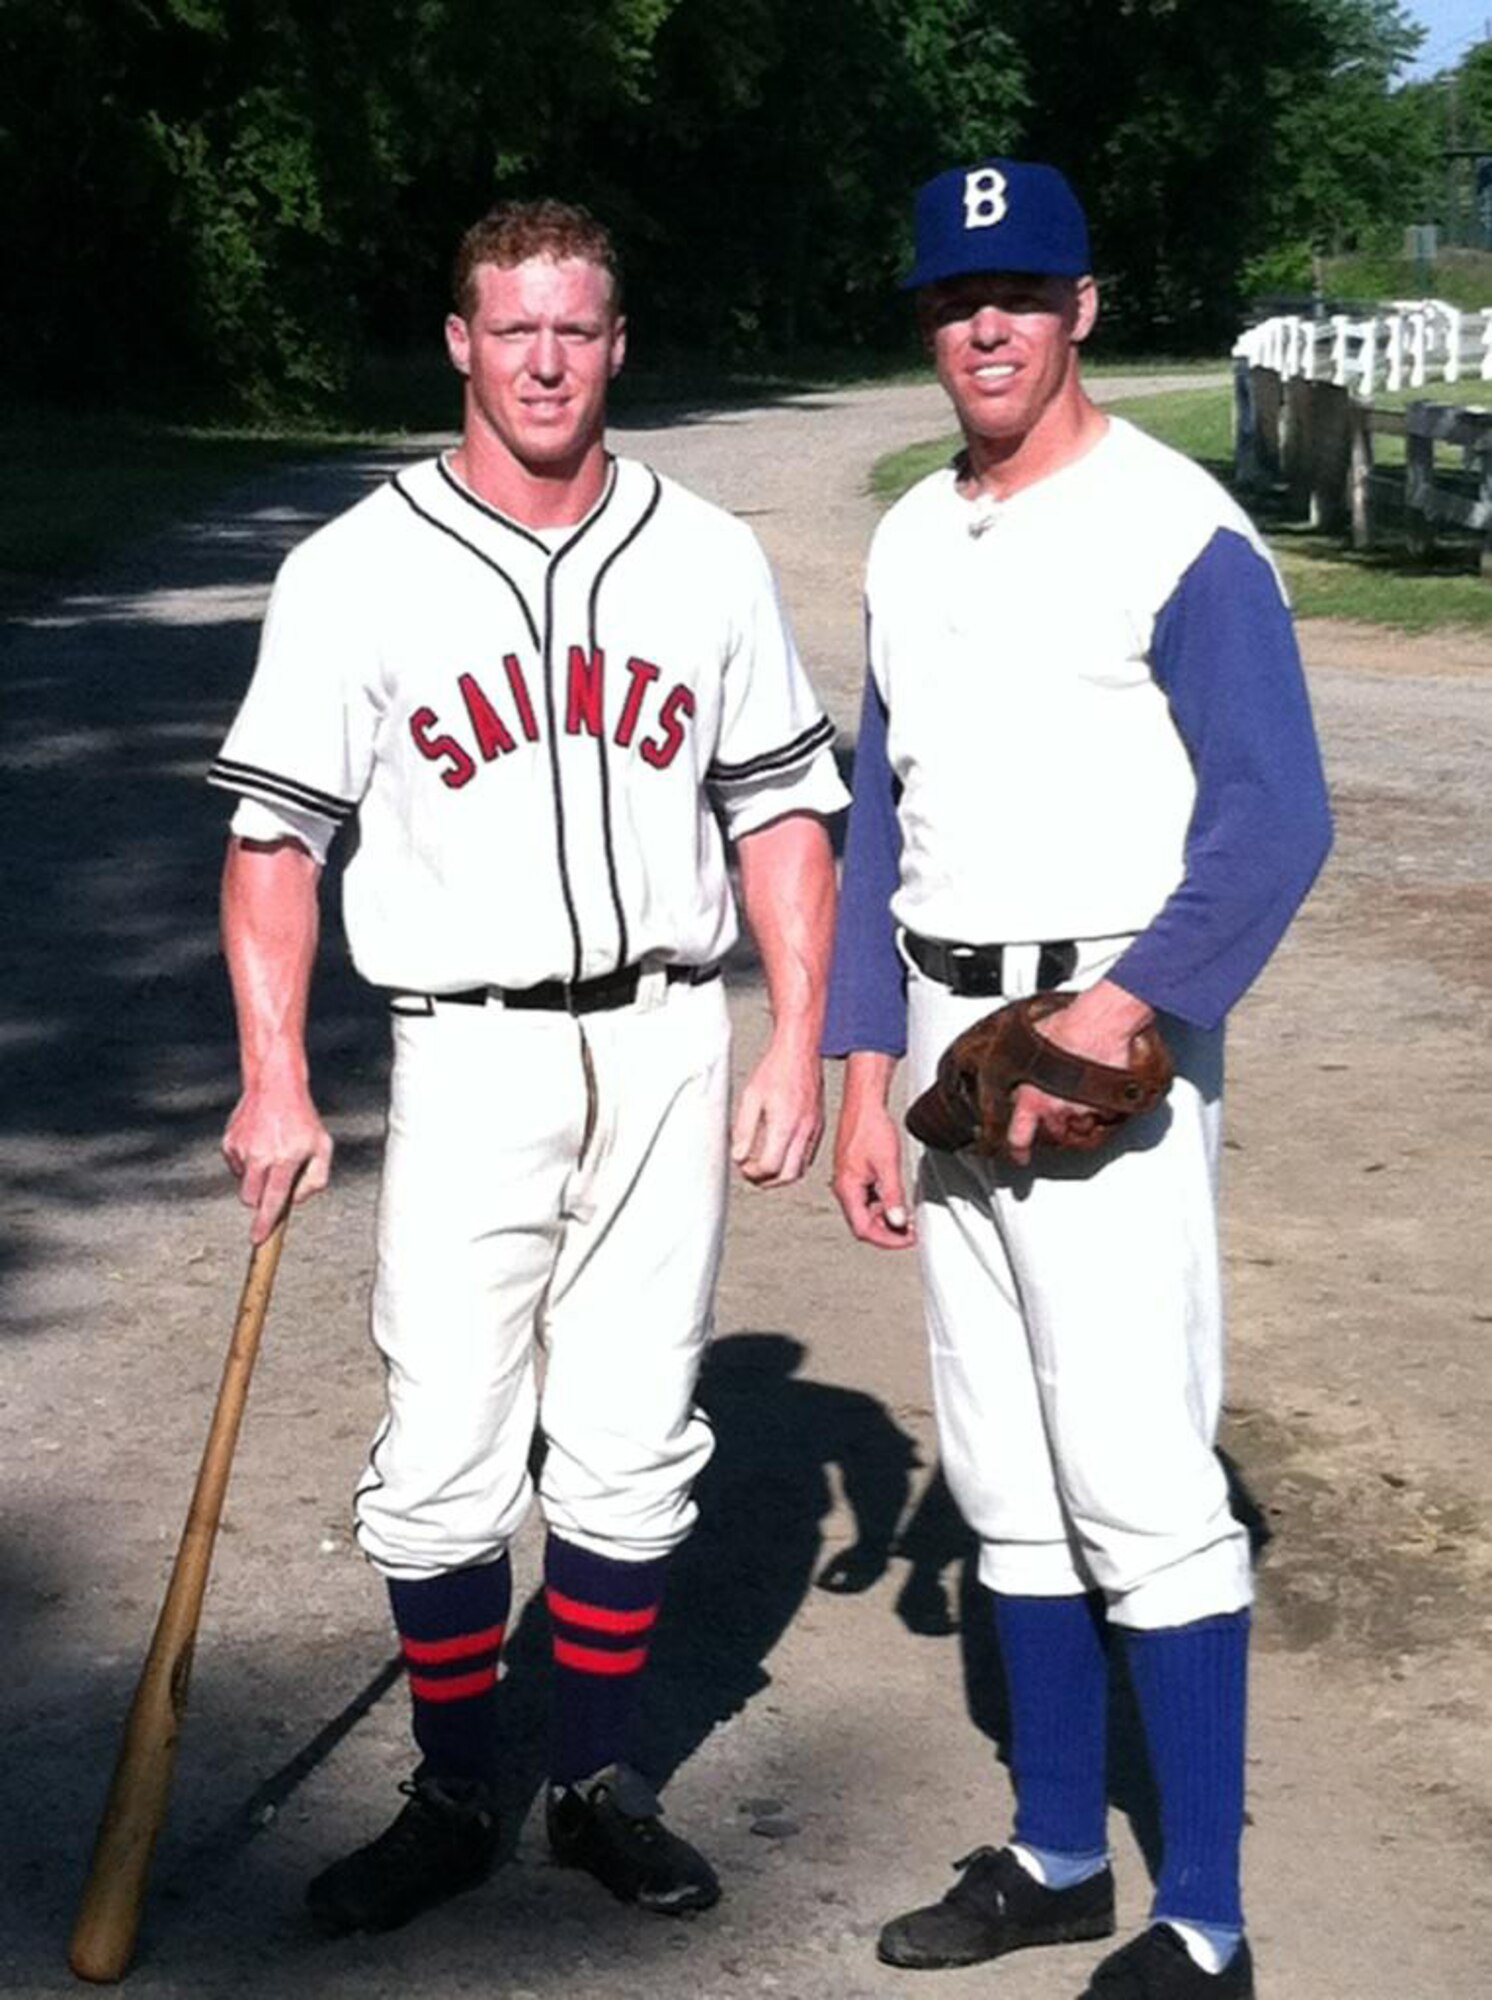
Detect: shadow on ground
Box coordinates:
(0, 440, 850, 1331)
(0, 455, 414, 1286)
(3, 1321, 1283, 1991)
(2, 1331, 917, 1987)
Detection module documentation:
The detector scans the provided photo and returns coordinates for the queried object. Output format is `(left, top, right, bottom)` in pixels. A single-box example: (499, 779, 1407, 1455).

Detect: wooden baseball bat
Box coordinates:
(68, 1205, 294, 1983)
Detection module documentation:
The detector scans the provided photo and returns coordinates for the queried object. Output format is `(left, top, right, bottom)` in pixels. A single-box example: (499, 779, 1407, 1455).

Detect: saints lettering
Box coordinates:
(409, 646, 696, 790)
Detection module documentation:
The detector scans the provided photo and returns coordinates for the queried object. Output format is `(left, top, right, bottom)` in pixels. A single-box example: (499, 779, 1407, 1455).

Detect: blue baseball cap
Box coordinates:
(903, 159, 1091, 290)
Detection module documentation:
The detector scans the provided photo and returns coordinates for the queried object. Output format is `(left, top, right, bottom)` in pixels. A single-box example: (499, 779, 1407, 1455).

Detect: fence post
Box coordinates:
(1282, 375, 1312, 510)
(1409, 310, 1428, 387)
(1404, 402, 1434, 557)
(1307, 382, 1351, 532)
(1251, 366, 1282, 476)
(1349, 401, 1375, 550)
(1360, 319, 1378, 397)
(1233, 357, 1260, 487)
(1386, 314, 1405, 392)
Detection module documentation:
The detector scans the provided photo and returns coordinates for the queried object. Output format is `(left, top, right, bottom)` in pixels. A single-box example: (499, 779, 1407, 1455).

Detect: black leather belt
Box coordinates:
(438, 962, 720, 1015)
(904, 931, 1078, 999)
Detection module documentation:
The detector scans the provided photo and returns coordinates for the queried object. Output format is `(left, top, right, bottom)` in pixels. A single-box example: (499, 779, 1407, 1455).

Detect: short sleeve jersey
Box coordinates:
(211, 454, 847, 991)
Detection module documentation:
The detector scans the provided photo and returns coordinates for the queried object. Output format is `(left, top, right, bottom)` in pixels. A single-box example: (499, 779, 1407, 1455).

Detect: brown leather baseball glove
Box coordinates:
(905, 992, 1174, 1160)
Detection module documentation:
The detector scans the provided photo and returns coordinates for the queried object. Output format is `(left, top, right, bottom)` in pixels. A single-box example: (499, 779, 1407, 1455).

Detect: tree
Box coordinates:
(1001, 0, 1425, 345)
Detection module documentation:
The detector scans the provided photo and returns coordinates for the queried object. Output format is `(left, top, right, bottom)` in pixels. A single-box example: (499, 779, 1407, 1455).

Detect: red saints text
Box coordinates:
(409, 647, 695, 790)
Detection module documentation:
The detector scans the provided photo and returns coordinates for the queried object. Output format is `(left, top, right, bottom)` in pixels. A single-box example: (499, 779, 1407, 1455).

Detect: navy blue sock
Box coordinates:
(1120, 1610, 1250, 1930)
(993, 1592, 1110, 1860)
(387, 1556, 511, 1787)
(545, 1535, 667, 1786)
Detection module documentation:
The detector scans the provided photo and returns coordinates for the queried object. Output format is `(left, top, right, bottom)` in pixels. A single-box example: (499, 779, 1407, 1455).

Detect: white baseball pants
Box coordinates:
(354, 972, 730, 1580)
(907, 940, 1253, 1631)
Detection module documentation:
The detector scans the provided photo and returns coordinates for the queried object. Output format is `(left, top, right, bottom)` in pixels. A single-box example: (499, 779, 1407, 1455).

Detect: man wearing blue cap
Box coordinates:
(823, 160, 1333, 1998)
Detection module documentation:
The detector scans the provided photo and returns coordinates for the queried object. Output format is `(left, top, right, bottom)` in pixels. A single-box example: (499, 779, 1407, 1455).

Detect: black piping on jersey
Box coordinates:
(207, 756, 357, 822)
(584, 468, 663, 972)
(541, 480, 621, 983)
(392, 460, 642, 984)
(436, 454, 552, 554)
(708, 714, 836, 785)
(389, 475, 542, 650)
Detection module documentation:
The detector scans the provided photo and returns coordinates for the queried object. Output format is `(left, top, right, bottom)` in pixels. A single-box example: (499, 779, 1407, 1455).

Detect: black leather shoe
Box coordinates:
(305, 1774, 500, 1936)
(546, 1763, 720, 1914)
(1082, 1924, 1256, 1997)
(878, 1844, 1115, 1969)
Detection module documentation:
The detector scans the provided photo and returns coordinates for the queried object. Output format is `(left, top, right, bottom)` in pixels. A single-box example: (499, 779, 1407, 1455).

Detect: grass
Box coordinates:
(15, 350, 1472, 633)
(871, 380, 1492, 634)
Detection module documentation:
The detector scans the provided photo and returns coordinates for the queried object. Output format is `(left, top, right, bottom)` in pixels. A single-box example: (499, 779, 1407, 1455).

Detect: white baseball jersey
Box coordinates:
(866, 416, 1282, 949)
(211, 452, 846, 991)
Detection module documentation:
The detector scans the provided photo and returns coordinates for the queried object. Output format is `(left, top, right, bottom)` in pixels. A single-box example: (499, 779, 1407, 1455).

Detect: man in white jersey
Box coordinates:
(211, 199, 846, 1935)
(824, 161, 1332, 2000)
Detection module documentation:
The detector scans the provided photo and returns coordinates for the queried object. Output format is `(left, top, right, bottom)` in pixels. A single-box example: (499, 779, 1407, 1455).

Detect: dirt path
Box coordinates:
(2, 380, 1488, 1999)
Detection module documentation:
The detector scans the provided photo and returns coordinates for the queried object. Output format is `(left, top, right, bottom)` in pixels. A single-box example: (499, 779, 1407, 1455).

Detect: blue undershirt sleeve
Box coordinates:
(1111, 528, 1333, 1029)
(822, 670, 908, 1057)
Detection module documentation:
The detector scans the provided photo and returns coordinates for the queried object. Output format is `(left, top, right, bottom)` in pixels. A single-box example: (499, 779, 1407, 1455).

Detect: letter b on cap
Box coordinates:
(963, 167, 1008, 230)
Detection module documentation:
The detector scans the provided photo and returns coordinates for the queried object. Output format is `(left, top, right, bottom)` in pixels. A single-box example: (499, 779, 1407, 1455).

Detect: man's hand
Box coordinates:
(223, 1056, 333, 1244)
(1004, 977, 1155, 1167)
(732, 1037, 823, 1187)
(832, 1051, 917, 1248)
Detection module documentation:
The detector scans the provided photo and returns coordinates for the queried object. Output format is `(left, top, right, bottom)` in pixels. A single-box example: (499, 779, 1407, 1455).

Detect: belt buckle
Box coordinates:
(1036, 941, 1079, 990)
(947, 943, 1003, 999)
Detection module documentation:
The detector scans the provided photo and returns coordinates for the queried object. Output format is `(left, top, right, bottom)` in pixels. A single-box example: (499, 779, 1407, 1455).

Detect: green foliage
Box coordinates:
(1321, 247, 1492, 309)
(1000, 0, 1427, 347)
(0, 0, 1472, 413)
(1265, 0, 1431, 257)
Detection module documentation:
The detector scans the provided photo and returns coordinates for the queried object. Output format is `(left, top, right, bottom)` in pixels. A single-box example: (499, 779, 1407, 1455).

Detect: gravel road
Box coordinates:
(2, 376, 1488, 1999)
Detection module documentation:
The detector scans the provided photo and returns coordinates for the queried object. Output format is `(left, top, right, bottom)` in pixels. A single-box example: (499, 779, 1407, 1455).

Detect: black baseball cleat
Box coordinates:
(546, 1763, 721, 1914)
(305, 1773, 500, 1936)
(878, 1844, 1116, 1969)
(1080, 1924, 1256, 1998)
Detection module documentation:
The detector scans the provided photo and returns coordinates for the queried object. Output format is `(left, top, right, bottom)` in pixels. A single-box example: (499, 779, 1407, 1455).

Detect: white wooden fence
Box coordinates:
(1233, 299, 1492, 396)
(1234, 301, 1492, 574)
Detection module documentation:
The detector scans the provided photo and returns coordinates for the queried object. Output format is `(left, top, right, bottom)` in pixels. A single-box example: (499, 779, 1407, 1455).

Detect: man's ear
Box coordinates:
(609, 314, 628, 379)
(1071, 276, 1099, 345)
(445, 312, 472, 377)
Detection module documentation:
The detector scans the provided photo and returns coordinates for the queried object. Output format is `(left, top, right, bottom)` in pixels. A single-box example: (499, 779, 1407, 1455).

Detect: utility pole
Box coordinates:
(1448, 67, 1461, 248)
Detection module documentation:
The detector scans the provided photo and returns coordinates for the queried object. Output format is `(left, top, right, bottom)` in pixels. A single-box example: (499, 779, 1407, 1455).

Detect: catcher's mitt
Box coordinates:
(905, 992, 1173, 1160)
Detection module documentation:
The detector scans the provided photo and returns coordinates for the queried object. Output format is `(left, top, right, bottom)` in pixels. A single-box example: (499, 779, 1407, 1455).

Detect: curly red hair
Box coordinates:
(452, 200, 622, 319)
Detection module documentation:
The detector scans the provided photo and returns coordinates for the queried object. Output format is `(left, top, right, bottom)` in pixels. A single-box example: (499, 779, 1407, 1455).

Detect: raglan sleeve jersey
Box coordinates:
(822, 418, 1332, 1056)
(211, 455, 846, 993)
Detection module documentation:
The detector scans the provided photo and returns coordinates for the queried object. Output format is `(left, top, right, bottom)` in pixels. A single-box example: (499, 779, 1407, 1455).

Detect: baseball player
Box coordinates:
(824, 161, 1332, 1999)
(211, 198, 846, 1935)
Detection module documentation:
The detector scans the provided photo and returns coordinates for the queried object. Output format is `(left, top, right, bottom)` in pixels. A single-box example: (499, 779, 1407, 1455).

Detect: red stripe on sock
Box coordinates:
(546, 1589, 659, 1637)
(553, 1637, 649, 1676)
(408, 1664, 499, 1702)
(400, 1623, 506, 1667)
